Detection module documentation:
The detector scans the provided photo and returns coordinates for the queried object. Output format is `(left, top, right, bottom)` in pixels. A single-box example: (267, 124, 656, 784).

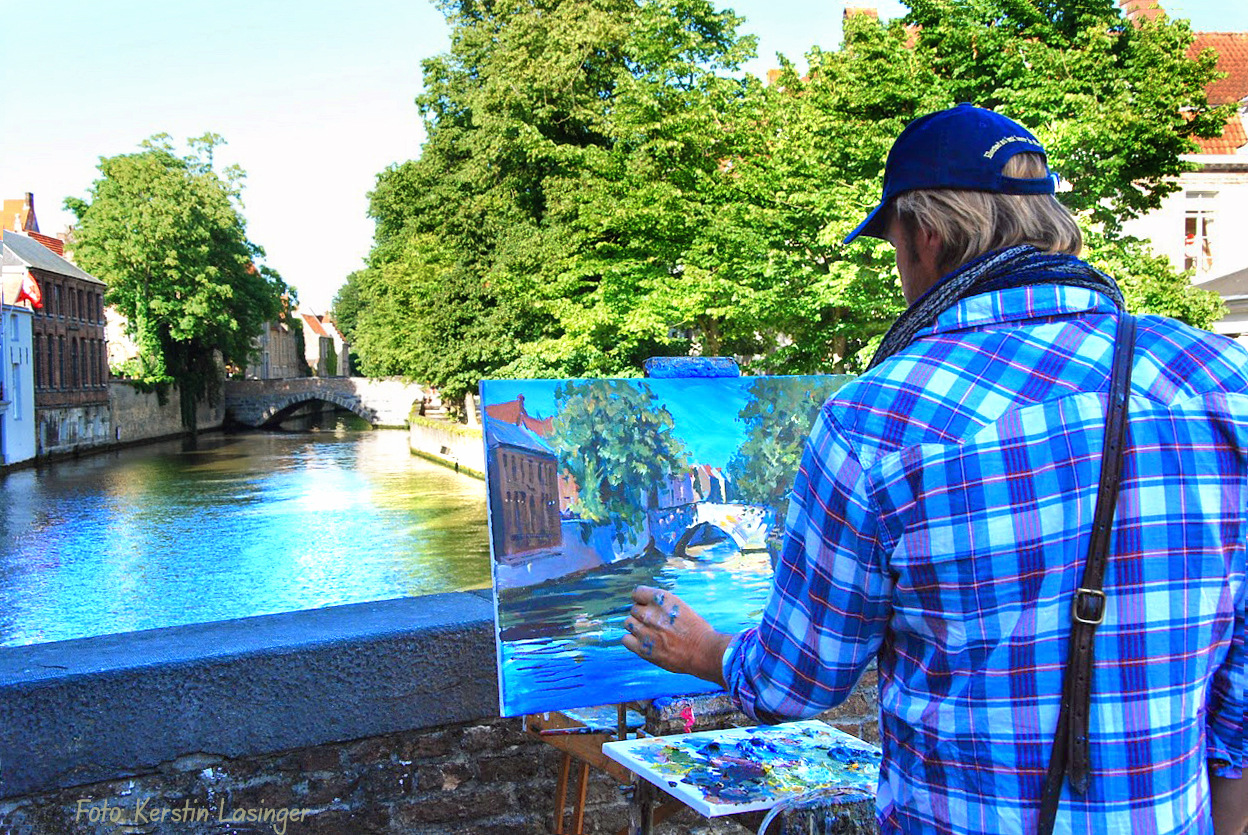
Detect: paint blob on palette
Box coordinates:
(602, 720, 881, 817)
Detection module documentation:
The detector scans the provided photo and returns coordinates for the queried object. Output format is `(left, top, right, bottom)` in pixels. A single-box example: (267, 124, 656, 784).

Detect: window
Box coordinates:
(58, 336, 64, 388)
(34, 334, 42, 389)
(1185, 191, 1217, 276)
(71, 339, 79, 388)
(54, 285, 62, 318)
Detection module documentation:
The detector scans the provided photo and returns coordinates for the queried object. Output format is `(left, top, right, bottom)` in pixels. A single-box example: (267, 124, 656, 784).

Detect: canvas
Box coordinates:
(481, 374, 852, 717)
(602, 720, 881, 817)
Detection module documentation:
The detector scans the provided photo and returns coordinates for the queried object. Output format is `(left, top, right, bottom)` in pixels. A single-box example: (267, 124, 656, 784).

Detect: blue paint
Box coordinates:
(643, 357, 741, 378)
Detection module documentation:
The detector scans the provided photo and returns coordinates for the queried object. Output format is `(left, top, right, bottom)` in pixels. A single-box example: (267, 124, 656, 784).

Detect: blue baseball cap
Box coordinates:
(843, 103, 1058, 244)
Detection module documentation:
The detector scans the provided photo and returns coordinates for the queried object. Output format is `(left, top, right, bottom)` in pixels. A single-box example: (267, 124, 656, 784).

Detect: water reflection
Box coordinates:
(0, 426, 489, 647)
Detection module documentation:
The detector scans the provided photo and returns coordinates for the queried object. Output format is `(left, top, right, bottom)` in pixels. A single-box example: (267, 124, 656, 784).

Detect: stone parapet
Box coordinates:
(0, 593, 882, 834)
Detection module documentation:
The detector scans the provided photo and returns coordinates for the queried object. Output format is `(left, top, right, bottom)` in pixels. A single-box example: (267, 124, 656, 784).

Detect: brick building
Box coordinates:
(1, 230, 110, 455)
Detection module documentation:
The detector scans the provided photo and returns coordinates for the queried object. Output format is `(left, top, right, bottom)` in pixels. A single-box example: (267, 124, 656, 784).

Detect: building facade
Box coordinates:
(0, 290, 36, 466)
(2, 231, 111, 455)
(245, 319, 304, 379)
(1121, 29, 1248, 286)
(298, 311, 351, 377)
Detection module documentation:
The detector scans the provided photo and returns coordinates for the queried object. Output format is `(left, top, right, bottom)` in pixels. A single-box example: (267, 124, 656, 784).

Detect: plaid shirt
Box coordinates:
(723, 284, 1248, 834)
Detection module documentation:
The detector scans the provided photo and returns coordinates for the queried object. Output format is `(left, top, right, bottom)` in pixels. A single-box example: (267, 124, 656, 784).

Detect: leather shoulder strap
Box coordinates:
(1037, 313, 1137, 835)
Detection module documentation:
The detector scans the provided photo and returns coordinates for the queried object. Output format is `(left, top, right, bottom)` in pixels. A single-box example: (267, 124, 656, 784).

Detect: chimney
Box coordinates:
(1119, 0, 1164, 23)
(844, 5, 880, 20)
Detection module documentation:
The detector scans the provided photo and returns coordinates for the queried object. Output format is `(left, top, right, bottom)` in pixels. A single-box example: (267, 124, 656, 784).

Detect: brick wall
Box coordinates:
(0, 683, 880, 835)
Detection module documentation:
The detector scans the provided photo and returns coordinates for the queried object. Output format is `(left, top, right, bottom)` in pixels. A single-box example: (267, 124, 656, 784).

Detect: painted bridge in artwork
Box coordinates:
(650, 501, 774, 557)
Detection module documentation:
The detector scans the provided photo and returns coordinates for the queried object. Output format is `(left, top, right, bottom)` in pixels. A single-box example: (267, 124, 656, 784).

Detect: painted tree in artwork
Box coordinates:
(66, 133, 287, 437)
(549, 381, 690, 542)
(727, 376, 851, 527)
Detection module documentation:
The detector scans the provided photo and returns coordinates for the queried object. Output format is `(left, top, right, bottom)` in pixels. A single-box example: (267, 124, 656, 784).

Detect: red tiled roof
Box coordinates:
(27, 231, 63, 255)
(1190, 32, 1248, 106)
(1193, 113, 1248, 154)
(301, 313, 328, 338)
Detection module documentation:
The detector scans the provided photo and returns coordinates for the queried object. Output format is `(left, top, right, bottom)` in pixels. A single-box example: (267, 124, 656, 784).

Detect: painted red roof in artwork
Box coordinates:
(485, 396, 554, 436)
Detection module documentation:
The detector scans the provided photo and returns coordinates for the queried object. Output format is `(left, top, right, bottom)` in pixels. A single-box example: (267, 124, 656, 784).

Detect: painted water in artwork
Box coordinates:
(603, 720, 881, 817)
(481, 374, 852, 716)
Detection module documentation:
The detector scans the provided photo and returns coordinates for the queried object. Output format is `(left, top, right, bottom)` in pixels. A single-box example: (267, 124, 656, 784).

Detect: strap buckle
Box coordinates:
(1072, 588, 1106, 625)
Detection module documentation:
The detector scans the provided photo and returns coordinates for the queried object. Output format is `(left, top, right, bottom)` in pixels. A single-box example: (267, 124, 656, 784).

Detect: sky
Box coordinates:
(3, 1, 1246, 313)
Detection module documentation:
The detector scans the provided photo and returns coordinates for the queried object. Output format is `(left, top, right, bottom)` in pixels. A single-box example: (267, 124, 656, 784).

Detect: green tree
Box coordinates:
(549, 380, 690, 543)
(342, 0, 1227, 390)
(67, 134, 286, 435)
(727, 376, 852, 525)
(338, 0, 757, 397)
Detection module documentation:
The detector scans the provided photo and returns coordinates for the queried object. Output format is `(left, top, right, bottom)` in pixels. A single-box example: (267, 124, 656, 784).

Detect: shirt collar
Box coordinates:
(914, 284, 1119, 340)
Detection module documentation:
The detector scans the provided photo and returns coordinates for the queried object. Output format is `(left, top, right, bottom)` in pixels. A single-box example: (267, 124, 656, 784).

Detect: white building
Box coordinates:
(0, 278, 36, 466)
(1121, 29, 1248, 296)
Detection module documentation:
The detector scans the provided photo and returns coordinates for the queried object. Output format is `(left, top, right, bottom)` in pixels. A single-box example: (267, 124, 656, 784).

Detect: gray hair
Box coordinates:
(892, 153, 1083, 275)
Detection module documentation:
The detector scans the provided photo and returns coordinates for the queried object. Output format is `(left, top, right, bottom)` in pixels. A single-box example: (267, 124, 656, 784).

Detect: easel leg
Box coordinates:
(553, 752, 571, 834)
(572, 760, 590, 835)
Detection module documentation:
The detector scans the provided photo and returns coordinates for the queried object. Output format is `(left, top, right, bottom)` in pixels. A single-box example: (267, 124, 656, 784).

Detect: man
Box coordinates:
(623, 104, 1248, 834)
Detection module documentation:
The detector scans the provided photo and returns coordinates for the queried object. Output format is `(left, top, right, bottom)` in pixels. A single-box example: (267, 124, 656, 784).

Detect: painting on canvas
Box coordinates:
(481, 374, 852, 717)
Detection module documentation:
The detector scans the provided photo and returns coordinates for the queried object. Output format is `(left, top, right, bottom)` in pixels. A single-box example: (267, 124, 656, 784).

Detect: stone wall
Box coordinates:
(0, 593, 881, 835)
(109, 381, 223, 445)
(0, 690, 879, 835)
(409, 418, 485, 478)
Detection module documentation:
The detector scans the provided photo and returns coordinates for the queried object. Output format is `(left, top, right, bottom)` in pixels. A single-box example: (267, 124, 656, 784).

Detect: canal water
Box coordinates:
(0, 423, 490, 647)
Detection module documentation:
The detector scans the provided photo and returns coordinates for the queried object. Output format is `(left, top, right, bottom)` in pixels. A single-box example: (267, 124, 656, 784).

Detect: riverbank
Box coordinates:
(2, 380, 226, 474)
(409, 416, 485, 479)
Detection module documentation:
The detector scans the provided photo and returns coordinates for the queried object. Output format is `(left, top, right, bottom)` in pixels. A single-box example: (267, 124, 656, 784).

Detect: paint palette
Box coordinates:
(603, 720, 880, 817)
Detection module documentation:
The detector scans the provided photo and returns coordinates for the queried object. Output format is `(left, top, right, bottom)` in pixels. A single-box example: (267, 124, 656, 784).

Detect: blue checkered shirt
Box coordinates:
(723, 284, 1248, 834)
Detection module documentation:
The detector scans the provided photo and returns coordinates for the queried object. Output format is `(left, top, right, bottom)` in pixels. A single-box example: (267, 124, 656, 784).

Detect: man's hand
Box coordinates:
(621, 585, 733, 687)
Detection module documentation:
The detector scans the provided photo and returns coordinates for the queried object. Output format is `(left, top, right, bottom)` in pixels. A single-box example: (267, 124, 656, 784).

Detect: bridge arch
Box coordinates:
(673, 521, 746, 559)
(257, 393, 378, 429)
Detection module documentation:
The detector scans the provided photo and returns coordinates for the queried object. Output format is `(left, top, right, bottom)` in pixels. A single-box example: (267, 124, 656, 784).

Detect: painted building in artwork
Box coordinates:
(0, 276, 37, 466)
(484, 417, 562, 560)
(2, 230, 111, 456)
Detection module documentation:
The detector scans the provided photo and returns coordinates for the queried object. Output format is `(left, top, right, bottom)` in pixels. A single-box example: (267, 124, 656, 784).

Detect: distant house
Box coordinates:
(246, 306, 304, 380)
(0, 272, 36, 466)
(2, 229, 110, 456)
(1120, 18, 1248, 319)
(484, 417, 562, 561)
(298, 310, 350, 377)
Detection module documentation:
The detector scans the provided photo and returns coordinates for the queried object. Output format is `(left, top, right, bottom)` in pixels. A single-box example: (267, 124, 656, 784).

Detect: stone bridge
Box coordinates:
(223, 377, 429, 429)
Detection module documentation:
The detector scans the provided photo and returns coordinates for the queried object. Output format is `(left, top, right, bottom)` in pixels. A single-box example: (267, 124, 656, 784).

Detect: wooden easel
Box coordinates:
(526, 694, 736, 835)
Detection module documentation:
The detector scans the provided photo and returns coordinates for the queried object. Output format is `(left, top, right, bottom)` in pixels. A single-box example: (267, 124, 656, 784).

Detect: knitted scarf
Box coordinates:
(867, 244, 1125, 370)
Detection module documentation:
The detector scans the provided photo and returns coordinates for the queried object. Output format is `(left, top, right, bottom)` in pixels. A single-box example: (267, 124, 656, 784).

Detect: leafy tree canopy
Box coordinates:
(68, 133, 287, 432)
(336, 0, 1228, 397)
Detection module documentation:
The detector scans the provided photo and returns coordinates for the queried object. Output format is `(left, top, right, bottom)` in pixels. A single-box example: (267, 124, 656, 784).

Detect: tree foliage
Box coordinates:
(68, 134, 287, 433)
(549, 380, 689, 539)
(336, 0, 1227, 394)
